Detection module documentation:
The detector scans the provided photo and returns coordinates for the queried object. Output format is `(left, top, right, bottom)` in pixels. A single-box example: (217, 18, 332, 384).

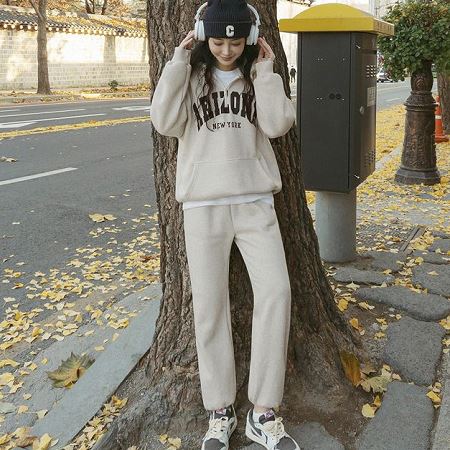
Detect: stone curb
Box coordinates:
(21, 284, 162, 450)
(0, 92, 150, 105)
(432, 350, 450, 450)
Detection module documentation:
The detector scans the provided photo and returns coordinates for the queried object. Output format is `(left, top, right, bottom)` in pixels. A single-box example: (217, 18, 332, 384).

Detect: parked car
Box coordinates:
(377, 69, 394, 83)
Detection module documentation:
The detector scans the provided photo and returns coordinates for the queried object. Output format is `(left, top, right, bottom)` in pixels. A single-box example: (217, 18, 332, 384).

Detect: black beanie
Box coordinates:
(203, 0, 252, 39)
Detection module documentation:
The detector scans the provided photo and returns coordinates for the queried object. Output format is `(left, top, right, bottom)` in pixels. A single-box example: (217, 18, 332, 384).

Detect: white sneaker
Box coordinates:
(245, 408, 301, 450)
(201, 405, 237, 450)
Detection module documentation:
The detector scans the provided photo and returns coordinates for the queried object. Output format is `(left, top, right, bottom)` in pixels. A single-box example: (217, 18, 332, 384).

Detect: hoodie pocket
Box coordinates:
(184, 157, 276, 201)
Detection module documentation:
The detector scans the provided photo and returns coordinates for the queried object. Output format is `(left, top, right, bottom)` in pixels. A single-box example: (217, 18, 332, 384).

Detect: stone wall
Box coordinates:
(0, 28, 149, 90)
(0, 4, 149, 90)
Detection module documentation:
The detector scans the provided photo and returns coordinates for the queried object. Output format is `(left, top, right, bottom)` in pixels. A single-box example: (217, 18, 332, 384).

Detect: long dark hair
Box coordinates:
(190, 39, 259, 127)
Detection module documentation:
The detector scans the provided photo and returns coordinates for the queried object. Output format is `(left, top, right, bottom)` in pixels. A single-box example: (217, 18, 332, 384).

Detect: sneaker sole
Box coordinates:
(245, 415, 301, 450)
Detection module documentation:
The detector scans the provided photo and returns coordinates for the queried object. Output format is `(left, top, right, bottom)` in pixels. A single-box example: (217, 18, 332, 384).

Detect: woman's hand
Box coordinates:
(179, 30, 195, 50)
(257, 37, 275, 63)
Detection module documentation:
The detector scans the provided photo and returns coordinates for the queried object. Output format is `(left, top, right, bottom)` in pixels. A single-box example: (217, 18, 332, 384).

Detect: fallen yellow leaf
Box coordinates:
(0, 359, 19, 369)
(339, 350, 361, 386)
(337, 298, 349, 311)
(36, 410, 48, 419)
(18, 405, 29, 414)
(362, 403, 376, 418)
(427, 391, 441, 404)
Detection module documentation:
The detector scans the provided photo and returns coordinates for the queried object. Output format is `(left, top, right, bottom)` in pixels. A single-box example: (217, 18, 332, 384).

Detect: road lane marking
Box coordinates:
(0, 122, 35, 129)
(0, 167, 78, 186)
(0, 108, 86, 118)
(0, 116, 150, 139)
(113, 105, 150, 111)
(377, 86, 408, 92)
(0, 113, 105, 128)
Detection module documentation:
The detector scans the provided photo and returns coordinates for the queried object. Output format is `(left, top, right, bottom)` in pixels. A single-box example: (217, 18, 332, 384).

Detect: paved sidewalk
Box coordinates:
(0, 85, 150, 105)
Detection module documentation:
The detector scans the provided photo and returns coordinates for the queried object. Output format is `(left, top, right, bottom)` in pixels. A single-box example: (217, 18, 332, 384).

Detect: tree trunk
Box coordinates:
(437, 72, 450, 134)
(101, 0, 108, 15)
(95, 1, 363, 448)
(30, 0, 52, 95)
(85, 0, 94, 14)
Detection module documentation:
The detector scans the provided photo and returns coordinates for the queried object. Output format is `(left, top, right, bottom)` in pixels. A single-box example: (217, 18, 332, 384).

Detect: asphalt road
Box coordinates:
(0, 100, 157, 319)
(0, 97, 150, 131)
(376, 78, 411, 110)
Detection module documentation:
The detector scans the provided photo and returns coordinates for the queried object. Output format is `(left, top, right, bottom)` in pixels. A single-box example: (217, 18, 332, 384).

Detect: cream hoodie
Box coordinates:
(150, 46, 296, 203)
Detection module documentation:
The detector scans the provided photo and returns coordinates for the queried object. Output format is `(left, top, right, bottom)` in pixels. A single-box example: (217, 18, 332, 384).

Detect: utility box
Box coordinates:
(279, 4, 394, 193)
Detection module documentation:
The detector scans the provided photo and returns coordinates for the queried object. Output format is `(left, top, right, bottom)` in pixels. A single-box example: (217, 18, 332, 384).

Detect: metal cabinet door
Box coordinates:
(299, 32, 351, 192)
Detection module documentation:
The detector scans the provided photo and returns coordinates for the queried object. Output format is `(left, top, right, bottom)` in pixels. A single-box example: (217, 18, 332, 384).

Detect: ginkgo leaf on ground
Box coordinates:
(0, 156, 17, 163)
(358, 374, 391, 393)
(362, 403, 376, 418)
(337, 298, 348, 311)
(47, 352, 94, 388)
(427, 391, 441, 404)
(32, 433, 55, 450)
(14, 426, 38, 447)
(36, 410, 48, 419)
(0, 359, 19, 368)
(89, 213, 117, 223)
(339, 350, 361, 386)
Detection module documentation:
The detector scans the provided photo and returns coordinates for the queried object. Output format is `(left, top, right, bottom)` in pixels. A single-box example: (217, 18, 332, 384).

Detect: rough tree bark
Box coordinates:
(101, 0, 108, 15)
(95, 1, 364, 448)
(85, 0, 94, 14)
(29, 0, 52, 95)
(437, 72, 450, 134)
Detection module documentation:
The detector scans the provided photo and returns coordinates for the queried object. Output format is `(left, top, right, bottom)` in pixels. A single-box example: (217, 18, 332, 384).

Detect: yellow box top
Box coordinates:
(279, 3, 394, 36)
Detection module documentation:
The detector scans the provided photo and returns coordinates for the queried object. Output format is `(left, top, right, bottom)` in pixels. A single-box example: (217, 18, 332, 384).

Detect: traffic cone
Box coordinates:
(435, 95, 449, 143)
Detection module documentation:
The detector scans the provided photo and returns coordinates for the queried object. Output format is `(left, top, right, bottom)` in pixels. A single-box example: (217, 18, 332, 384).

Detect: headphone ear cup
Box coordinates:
(195, 19, 206, 41)
(247, 24, 258, 45)
(199, 20, 205, 41)
(246, 28, 253, 46)
(252, 24, 259, 45)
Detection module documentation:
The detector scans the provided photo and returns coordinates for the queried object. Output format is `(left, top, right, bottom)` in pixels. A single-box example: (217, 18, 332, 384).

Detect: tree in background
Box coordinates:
(437, 74, 450, 134)
(83, 0, 130, 15)
(378, 0, 450, 185)
(28, 0, 51, 94)
(93, 1, 364, 448)
(2, 0, 131, 15)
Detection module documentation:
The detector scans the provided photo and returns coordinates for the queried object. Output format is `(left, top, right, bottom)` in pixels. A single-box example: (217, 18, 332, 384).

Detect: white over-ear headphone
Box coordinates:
(194, 1, 261, 46)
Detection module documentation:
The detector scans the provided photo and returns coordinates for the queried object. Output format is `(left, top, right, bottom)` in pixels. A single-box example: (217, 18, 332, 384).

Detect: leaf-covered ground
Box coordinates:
(0, 104, 449, 449)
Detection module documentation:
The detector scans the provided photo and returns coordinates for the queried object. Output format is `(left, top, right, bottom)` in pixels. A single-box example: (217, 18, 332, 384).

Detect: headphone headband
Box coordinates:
(194, 1, 260, 45)
(195, 2, 208, 21)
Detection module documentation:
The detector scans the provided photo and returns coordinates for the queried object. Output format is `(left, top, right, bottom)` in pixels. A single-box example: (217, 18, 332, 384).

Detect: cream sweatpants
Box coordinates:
(183, 200, 292, 411)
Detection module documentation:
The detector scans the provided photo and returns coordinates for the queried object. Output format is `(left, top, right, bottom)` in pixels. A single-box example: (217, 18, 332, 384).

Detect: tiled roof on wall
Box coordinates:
(0, 5, 147, 37)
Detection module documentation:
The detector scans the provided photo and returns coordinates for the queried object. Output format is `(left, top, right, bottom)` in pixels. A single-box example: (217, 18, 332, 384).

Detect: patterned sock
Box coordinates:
(212, 405, 234, 419)
(253, 408, 275, 424)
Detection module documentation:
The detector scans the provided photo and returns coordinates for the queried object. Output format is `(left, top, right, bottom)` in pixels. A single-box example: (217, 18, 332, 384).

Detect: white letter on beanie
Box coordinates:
(226, 25, 235, 37)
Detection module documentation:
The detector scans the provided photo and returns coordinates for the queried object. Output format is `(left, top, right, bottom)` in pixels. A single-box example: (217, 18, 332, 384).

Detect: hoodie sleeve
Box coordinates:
(253, 60, 296, 139)
(150, 47, 192, 138)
